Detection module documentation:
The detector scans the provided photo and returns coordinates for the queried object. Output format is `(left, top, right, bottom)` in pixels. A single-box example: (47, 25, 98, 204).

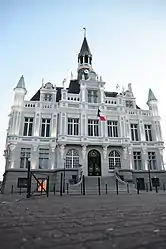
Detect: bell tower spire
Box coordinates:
(77, 28, 92, 80)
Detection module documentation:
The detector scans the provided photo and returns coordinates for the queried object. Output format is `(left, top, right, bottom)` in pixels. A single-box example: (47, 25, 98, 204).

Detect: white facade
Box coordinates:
(3, 35, 165, 192)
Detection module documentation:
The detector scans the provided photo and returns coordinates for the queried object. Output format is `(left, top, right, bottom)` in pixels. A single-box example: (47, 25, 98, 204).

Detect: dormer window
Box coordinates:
(126, 100, 133, 108)
(44, 94, 52, 102)
(88, 90, 98, 103)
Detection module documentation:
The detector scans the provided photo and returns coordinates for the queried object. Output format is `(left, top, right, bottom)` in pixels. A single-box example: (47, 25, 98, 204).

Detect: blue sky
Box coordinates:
(0, 0, 166, 179)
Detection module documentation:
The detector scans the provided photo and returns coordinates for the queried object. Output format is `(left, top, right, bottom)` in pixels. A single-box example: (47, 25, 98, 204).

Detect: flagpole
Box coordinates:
(83, 27, 86, 38)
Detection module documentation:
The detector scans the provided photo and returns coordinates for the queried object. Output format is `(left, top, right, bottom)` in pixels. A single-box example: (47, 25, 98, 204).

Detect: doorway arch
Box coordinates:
(88, 150, 101, 176)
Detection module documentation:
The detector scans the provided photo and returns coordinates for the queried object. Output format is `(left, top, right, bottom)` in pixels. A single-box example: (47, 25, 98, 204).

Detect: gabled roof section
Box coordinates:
(30, 89, 40, 101)
(79, 37, 92, 57)
(67, 80, 80, 94)
(148, 88, 157, 101)
(105, 91, 118, 98)
(15, 75, 26, 89)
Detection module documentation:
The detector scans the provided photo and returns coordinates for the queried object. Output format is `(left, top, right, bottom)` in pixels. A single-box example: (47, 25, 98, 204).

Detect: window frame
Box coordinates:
(23, 117, 33, 136)
(130, 123, 139, 141)
(65, 149, 79, 169)
(41, 118, 51, 137)
(88, 119, 99, 136)
(133, 151, 142, 170)
(67, 118, 79, 136)
(108, 150, 121, 169)
(107, 120, 118, 137)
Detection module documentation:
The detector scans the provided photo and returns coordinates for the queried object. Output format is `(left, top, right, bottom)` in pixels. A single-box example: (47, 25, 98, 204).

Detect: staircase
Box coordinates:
(67, 176, 136, 195)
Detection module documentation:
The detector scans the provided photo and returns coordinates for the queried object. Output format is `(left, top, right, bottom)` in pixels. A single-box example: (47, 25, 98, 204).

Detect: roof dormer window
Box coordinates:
(44, 94, 52, 102)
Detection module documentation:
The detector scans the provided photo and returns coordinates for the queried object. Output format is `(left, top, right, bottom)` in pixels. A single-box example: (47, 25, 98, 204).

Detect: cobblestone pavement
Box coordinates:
(1, 192, 166, 249)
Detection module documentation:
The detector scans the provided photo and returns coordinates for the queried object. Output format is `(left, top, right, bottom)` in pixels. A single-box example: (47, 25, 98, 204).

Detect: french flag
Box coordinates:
(97, 109, 107, 121)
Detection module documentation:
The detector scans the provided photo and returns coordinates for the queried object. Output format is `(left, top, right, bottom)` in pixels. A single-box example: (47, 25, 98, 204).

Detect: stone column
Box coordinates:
(128, 146, 133, 170)
(51, 114, 57, 137)
(139, 120, 145, 141)
(81, 145, 87, 176)
(60, 113, 66, 135)
(158, 148, 164, 170)
(58, 144, 65, 169)
(102, 146, 108, 176)
(8, 143, 16, 169)
(119, 116, 125, 137)
(34, 113, 41, 136)
(50, 144, 56, 169)
(30, 144, 38, 169)
(81, 113, 86, 136)
(100, 86, 104, 104)
(141, 145, 148, 170)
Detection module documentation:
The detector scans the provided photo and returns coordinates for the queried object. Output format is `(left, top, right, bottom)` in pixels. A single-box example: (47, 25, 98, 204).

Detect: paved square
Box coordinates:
(1, 192, 166, 249)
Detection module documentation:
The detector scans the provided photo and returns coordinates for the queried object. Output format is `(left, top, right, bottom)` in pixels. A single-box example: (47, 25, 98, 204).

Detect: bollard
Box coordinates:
(46, 176, 49, 197)
(98, 177, 101, 195)
(137, 181, 140, 195)
(163, 183, 165, 192)
(146, 183, 148, 192)
(53, 184, 55, 195)
(11, 185, 13, 194)
(82, 175, 85, 195)
(127, 183, 129, 194)
(105, 183, 108, 195)
(60, 173, 63, 196)
(66, 183, 69, 195)
(155, 185, 158, 193)
(80, 182, 82, 195)
(116, 179, 119, 195)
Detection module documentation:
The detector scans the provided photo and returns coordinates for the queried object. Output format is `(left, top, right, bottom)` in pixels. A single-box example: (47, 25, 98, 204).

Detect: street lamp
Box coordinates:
(27, 157, 31, 198)
(63, 158, 66, 193)
(148, 159, 152, 191)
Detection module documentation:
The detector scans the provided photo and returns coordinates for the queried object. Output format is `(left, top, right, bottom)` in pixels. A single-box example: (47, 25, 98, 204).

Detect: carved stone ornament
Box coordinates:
(51, 144, 56, 153)
(103, 146, 107, 160)
(123, 147, 127, 159)
(33, 144, 38, 151)
(128, 146, 132, 155)
(9, 144, 16, 151)
(159, 148, 163, 156)
(60, 144, 65, 159)
(82, 145, 87, 159)
(142, 146, 147, 155)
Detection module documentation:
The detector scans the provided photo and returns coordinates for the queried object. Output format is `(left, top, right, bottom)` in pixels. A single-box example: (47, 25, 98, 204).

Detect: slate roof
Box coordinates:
(15, 75, 26, 89)
(148, 88, 157, 101)
(78, 37, 92, 57)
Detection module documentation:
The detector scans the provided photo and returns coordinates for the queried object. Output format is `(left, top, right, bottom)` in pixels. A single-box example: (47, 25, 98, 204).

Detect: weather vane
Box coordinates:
(83, 27, 86, 38)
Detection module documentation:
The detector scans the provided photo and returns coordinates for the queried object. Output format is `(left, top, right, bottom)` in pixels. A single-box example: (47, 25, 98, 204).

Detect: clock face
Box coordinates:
(84, 69, 89, 74)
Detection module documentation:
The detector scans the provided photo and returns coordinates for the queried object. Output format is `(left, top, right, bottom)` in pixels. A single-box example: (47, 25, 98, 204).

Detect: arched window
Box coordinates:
(108, 150, 121, 169)
(66, 149, 79, 168)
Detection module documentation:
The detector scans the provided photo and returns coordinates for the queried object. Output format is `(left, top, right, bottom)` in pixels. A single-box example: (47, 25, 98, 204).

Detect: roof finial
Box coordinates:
(83, 27, 86, 38)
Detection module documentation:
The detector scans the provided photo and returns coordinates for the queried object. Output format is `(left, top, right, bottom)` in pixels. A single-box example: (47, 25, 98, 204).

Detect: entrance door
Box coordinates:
(88, 150, 101, 176)
(136, 178, 145, 190)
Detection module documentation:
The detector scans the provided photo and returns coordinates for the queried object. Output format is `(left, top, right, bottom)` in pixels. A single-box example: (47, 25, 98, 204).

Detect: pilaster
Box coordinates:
(31, 144, 38, 169)
(34, 113, 41, 136)
(141, 144, 148, 170)
(51, 114, 57, 137)
(102, 145, 108, 176)
(81, 145, 87, 175)
(138, 119, 145, 141)
(50, 144, 56, 169)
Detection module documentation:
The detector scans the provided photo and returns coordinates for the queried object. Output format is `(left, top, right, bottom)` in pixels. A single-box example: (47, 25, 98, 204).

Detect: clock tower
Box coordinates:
(77, 29, 93, 80)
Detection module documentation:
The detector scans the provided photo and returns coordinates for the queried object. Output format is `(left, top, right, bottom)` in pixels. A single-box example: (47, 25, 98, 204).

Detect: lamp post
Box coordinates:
(27, 157, 31, 198)
(148, 160, 152, 191)
(63, 159, 66, 193)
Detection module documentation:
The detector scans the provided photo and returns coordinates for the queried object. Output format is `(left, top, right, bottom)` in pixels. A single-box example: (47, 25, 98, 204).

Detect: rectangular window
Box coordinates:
(68, 118, 79, 135)
(88, 119, 99, 136)
(44, 94, 52, 102)
(88, 90, 98, 103)
(20, 148, 31, 169)
(41, 119, 51, 137)
(133, 152, 142, 170)
(39, 149, 49, 169)
(148, 152, 157, 170)
(126, 100, 133, 108)
(23, 117, 33, 136)
(130, 124, 139, 141)
(17, 178, 27, 188)
(107, 121, 118, 137)
(144, 124, 152, 141)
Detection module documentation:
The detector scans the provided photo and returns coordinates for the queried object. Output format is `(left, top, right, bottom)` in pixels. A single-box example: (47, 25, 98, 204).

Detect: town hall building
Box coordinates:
(2, 32, 165, 193)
